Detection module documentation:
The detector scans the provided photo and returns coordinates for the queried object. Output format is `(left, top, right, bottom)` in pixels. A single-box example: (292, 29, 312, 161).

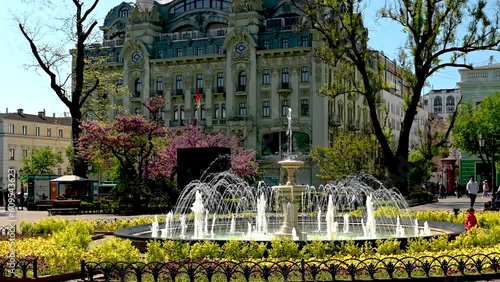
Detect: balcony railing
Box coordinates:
(236, 85, 247, 92)
(175, 89, 183, 96)
(154, 28, 228, 43)
(213, 87, 225, 94)
(328, 114, 341, 127)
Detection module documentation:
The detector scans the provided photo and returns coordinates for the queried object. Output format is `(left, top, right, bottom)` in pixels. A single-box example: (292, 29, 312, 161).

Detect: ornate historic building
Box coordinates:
(95, 0, 424, 186)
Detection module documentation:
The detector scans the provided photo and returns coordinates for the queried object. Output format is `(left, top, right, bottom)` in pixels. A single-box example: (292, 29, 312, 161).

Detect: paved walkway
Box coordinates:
(0, 195, 493, 228)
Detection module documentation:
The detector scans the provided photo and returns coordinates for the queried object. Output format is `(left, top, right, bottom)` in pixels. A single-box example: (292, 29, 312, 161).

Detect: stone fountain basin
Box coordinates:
(114, 219, 465, 252)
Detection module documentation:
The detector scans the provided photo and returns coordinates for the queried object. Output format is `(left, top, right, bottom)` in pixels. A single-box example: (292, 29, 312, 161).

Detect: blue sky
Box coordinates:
(0, 0, 497, 116)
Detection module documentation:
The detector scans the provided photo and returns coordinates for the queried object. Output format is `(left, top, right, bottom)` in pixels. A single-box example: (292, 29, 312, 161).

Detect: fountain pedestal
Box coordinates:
(272, 160, 307, 241)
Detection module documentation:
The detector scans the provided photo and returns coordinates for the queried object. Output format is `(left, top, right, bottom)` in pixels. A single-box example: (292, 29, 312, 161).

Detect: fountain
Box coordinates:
(115, 110, 464, 245)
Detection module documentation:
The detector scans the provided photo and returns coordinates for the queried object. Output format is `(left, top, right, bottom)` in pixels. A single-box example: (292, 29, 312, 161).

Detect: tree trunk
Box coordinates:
(71, 110, 87, 178)
(386, 156, 412, 196)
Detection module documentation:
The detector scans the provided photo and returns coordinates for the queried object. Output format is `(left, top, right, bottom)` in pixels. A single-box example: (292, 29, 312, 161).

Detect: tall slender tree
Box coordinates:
(17, 0, 102, 177)
(299, 0, 499, 194)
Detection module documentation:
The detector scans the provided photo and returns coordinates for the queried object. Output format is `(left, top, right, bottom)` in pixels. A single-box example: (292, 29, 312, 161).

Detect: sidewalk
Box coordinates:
(0, 209, 138, 229)
(410, 194, 492, 212)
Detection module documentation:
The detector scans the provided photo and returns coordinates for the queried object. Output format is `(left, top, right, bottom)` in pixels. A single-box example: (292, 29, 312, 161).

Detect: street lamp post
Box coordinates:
(479, 133, 496, 197)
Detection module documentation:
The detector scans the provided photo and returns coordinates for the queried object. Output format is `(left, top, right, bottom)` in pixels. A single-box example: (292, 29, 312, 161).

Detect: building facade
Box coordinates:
(94, 0, 425, 186)
(457, 61, 500, 187)
(422, 88, 460, 117)
(0, 109, 72, 195)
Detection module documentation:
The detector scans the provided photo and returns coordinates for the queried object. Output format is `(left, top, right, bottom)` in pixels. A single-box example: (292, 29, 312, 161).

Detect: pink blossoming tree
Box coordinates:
(78, 96, 258, 210)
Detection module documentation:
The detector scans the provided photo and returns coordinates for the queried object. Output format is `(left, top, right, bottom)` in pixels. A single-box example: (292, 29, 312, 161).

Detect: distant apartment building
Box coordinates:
(422, 88, 460, 117)
(0, 109, 72, 195)
(457, 60, 500, 186)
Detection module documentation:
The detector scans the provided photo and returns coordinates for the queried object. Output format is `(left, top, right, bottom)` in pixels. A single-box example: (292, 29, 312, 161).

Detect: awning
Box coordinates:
(50, 175, 88, 182)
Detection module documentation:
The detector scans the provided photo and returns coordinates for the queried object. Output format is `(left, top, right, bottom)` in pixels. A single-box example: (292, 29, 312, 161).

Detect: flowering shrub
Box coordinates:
(85, 237, 140, 263)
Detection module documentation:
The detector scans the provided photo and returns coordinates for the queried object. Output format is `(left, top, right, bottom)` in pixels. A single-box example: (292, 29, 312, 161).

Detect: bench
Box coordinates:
(47, 200, 82, 215)
(36, 200, 54, 211)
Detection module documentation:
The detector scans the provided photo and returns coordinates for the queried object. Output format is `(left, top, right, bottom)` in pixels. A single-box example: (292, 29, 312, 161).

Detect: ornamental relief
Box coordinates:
(261, 91, 270, 99)
(231, 50, 250, 63)
(128, 60, 145, 71)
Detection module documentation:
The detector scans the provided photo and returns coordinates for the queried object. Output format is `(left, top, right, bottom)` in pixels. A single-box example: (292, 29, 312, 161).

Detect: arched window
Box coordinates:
(238, 71, 247, 91)
(119, 7, 129, 18)
(214, 104, 220, 119)
(446, 96, 455, 112)
(134, 78, 142, 97)
(433, 96, 442, 113)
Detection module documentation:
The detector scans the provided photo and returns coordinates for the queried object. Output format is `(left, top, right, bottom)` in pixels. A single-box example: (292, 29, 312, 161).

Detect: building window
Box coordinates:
(9, 149, 15, 160)
(262, 69, 270, 85)
(35, 127, 40, 136)
(47, 128, 52, 137)
(216, 45, 224, 54)
(216, 72, 224, 90)
(134, 78, 142, 97)
(262, 101, 270, 117)
(301, 66, 309, 82)
(58, 129, 63, 138)
(301, 36, 309, 47)
(195, 46, 203, 55)
(281, 38, 289, 48)
(157, 50, 164, 58)
(239, 102, 247, 116)
(116, 79, 123, 89)
(22, 149, 28, 157)
(446, 96, 455, 112)
(119, 7, 129, 18)
(180, 105, 185, 121)
(301, 99, 309, 116)
(8, 124, 14, 134)
(174, 106, 179, 121)
(282, 68, 289, 88)
(156, 77, 163, 92)
(201, 105, 206, 120)
(176, 75, 183, 93)
(433, 96, 442, 113)
(196, 74, 203, 91)
(214, 104, 220, 119)
(263, 40, 270, 49)
(221, 103, 226, 118)
(22, 126, 27, 135)
(176, 48, 183, 57)
(281, 100, 289, 116)
(238, 71, 247, 91)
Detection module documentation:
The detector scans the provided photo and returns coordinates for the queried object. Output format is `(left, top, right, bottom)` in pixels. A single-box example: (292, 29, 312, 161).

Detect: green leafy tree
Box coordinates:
(453, 92, 500, 169)
(407, 151, 433, 187)
(298, 0, 499, 194)
(22, 146, 64, 175)
(311, 132, 375, 181)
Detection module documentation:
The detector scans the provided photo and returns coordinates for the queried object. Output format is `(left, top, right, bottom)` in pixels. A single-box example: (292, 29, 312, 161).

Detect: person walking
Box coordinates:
(18, 187, 25, 210)
(482, 181, 489, 198)
(464, 207, 479, 231)
(455, 181, 462, 198)
(466, 176, 479, 207)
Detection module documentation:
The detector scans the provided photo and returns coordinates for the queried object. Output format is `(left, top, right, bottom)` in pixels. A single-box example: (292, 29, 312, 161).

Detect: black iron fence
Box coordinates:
(4, 254, 500, 281)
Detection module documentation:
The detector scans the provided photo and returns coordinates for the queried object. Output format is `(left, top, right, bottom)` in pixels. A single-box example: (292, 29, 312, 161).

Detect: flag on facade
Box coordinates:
(196, 89, 201, 109)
